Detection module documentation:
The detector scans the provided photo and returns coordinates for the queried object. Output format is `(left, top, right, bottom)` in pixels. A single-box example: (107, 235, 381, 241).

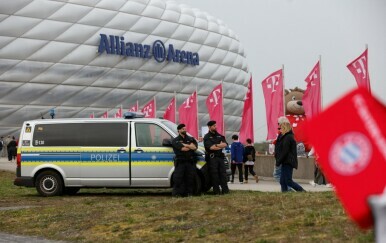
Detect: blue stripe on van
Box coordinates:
(22, 153, 81, 161)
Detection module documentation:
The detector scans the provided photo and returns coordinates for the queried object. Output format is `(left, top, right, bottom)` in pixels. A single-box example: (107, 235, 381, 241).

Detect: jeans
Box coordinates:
(273, 165, 282, 183)
(280, 164, 305, 192)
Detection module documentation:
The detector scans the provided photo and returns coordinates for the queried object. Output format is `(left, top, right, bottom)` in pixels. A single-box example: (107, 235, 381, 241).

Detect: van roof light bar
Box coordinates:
(123, 112, 145, 119)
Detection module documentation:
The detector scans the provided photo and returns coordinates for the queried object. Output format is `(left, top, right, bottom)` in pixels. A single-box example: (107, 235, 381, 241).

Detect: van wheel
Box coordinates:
(193, 173, 202, 196)
(35, 171, 63, 197)
(64, 187, 80, 195)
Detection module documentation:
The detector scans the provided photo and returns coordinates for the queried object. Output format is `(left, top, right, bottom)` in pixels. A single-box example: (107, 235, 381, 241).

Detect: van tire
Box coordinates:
(35, 171, 63, 197)
(64, 187, 80, 195)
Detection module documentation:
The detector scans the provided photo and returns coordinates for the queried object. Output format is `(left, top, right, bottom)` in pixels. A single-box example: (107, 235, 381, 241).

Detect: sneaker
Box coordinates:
(309, 181, 316, 187)
(325, 183, 333, 188)
(240, 181, 244, 184)
(244, 180, 248, 184)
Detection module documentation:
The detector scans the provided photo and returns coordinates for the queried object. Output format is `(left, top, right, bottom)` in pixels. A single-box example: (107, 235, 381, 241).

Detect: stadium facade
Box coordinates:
(0, 0, 249, 138)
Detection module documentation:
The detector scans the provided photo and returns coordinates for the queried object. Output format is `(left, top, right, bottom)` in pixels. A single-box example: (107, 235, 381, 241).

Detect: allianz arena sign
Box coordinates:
(98, 34, 200, 66)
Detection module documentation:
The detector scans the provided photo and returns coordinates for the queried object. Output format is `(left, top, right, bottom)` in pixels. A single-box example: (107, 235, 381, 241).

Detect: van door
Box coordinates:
(79, 122, 130, 187)
(131, 122, 174, 187)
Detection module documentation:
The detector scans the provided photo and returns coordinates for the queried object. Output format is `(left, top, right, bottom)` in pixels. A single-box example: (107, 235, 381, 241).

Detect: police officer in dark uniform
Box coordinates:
(203, 120, 229, 195)
(171, 124, 198, 197)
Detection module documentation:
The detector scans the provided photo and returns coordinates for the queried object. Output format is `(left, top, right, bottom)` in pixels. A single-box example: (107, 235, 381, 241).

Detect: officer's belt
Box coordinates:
(208, 153, 224, 159)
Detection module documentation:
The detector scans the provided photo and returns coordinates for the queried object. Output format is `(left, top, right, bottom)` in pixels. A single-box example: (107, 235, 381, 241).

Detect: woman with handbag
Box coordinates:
(243, 138, 259, 183)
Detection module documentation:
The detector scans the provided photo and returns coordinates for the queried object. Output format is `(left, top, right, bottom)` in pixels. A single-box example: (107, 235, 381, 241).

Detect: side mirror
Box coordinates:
(162, 138, 172, 147)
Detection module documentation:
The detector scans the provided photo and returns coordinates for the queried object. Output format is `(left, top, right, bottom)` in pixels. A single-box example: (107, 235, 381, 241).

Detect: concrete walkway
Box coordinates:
(0, 157, 332, 192)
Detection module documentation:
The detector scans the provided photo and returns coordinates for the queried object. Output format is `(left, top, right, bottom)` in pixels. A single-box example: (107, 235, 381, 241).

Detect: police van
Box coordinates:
(14, 112, 222, 196)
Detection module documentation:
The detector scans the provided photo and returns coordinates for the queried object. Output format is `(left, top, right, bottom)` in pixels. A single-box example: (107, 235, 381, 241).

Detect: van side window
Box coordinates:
(135, 123, 172, 147)
(33, 123, 128, 147)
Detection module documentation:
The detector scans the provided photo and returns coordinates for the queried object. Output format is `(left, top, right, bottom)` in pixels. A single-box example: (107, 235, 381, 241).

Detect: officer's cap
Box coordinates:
(207, 120, 216, 127)
(177, 124, 186, 130)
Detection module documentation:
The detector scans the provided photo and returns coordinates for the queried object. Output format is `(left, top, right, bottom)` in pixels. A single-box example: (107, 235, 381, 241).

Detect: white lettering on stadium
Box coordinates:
(353, 94, 386, 161)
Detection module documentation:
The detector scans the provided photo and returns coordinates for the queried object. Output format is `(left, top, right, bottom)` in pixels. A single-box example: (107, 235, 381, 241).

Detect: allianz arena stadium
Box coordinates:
(0, 0, 249, 138)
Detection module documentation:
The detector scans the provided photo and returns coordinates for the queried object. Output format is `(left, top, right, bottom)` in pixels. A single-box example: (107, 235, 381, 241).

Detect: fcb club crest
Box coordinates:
(329, 132, 372, 176)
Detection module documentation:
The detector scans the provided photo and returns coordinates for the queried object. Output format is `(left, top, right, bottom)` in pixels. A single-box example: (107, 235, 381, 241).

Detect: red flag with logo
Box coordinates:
(303, 61, 322, 118)
(206, 83, 224, 135)
(101, 111, 108, 118)
(128, 103, 138, 112)
(239, 77, 254, 143)
(261, 69, 284, 140)
(178, 91, 198, 138)
(163, 97, 176, 123)
(141, 99, 156, 118)
(305, 88, 386, 229)
(114, 106, 122, 118)
(347, 49, 371, 93)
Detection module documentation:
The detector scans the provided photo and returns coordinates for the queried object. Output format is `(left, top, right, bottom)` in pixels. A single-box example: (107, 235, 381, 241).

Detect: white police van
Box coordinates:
(14, 112, 214, 196)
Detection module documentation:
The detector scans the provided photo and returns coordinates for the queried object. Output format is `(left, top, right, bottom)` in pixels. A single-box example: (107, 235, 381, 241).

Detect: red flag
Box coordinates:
(101, 111, 108, 118)
(239, 77, 253, 143)
(305, 88, 386, 229)
(303, 61, 322, 118)
(114, 106, 122, 118)
(261, 69, 284, 140)
(89, 113, 94, 118)
(128, 102, 138, 112)
(141, 99, 156, 118)
(163, 97, 176, 123)
(206, 84, 224, 135)
(347, 49, 371, 93)
(178, 91, 198, 138)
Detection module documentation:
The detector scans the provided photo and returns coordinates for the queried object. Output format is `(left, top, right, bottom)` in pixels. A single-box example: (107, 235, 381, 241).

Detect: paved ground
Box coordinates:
(0, 157, 332, 192)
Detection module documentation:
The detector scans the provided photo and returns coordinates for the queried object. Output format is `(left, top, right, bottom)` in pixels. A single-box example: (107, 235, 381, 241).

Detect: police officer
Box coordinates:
(203, 120, 229, 195)
(171, 124, 198, 197)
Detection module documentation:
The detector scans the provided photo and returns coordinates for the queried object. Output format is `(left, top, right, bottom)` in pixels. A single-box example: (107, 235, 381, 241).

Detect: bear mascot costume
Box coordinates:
(284, 87, 311, 153)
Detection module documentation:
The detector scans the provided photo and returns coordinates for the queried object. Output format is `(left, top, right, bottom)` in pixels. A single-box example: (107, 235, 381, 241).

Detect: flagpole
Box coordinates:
(221, 80, 224, 135)
(282, 64, 285, 116)
(136, 100, 139, 112)
(319, 55, 323, 111)
(250, 74, 254, 143)
(365, 43, 371, 93)
(196, 86, 199, 139)
(174, 91, 177, 123)
(154, 96, 157, 118)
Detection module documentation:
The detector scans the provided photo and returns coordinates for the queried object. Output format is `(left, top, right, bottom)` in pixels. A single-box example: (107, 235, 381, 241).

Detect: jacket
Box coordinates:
(275, 130, 298, 169)
(231, 141, 244, 163)
(243, 145, 256, 162)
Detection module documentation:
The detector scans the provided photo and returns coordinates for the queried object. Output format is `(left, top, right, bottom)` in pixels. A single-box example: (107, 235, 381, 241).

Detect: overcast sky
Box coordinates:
(175, 0, 386, 141)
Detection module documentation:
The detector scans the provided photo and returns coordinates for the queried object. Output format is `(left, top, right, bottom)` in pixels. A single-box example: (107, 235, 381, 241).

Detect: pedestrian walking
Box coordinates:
(171, 124, 198, 197)
(243, 138, 259, 183)
(203, 120, 229, 195)
(308, 148, 332, 188)
(273, 116, 290, 182)
(0, 137, 3, 156)
(230, 134, 244, 184)
(7, 137, 17, 162)
(275, 121, 305, 192)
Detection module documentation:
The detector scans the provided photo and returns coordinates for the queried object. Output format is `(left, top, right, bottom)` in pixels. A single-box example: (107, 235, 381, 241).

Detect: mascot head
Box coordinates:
(285, 87, 305, 115)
